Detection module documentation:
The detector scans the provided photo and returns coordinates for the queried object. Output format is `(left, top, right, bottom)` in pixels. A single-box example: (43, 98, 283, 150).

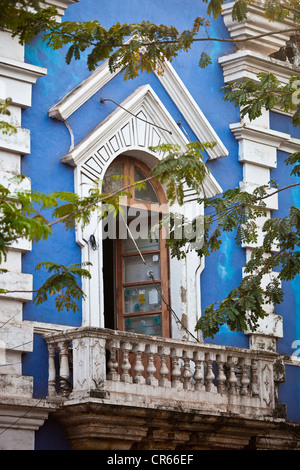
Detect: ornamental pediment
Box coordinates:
(49, 57, 228, 161)
(60, 83, 222, 199)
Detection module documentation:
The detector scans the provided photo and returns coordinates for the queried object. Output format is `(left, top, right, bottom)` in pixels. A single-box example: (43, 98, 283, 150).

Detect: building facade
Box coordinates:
(1, 0, 300, 450)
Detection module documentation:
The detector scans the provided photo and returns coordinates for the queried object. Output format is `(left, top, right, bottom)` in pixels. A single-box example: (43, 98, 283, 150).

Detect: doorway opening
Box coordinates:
(102, 155, 171, 338)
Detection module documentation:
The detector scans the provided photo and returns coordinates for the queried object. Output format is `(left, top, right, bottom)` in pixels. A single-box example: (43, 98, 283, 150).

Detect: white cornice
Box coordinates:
(0, 55, 47, 108)
(230, 122, 291, 147)
(49, 60, 119, 121)
(49, 57, 228, 160)
(279, 136, 300, 153)
(222, 1, 299, 56)
(219, 50, 300, 85)
(42, 0, 79, 21)
(230, 121, 300, 155)
(0, 56, 47, 84)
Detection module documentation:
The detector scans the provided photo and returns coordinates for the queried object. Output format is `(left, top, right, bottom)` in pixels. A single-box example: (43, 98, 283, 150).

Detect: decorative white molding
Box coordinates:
(49, 57, 228, 160)
(62, 84, 222, 198)
(62, 85, 184, 166)
(230, 121, 300, 157)
(222, 1, 299, 56)
(219, 50, 300, 86)
(49, 60, 119, 121)
(230, 122, 284, 170)
(0, 400, 50, 450)
(279, 136, 300, 154)
(0, 56, 47, 85)
(230, 122, 290, 148)
(24, 320, 74, 336)
(42, 0, 79, 21)
(0, 322, 34, 353)
(0, 56, 47, 108)
(0, 20, 52, 448)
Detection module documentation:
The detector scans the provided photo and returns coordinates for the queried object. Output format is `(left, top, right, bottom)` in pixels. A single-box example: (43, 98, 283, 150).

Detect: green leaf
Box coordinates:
(199, 51, 212, 68)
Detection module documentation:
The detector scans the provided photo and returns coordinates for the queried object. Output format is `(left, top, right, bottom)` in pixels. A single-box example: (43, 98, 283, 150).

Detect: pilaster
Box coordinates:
(219, 1, 300, 352)
(0, 0, 79, 450)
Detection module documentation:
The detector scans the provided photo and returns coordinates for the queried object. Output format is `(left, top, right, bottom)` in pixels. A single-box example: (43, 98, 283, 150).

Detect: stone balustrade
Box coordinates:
(44, 327, 279, 419)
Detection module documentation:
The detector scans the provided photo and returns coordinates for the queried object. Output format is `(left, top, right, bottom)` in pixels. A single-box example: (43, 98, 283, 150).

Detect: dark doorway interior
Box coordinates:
(102, 238, 115, 330)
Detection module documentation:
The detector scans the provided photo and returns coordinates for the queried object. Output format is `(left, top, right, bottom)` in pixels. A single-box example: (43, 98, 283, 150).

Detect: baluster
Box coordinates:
(171, 347, 183, 390)
(107, 339, 120, 382)
(120, 341, 133, 383)
(59, 341, 71, 396)
(158, 346, 171, 387)
(239, 357, 251, 396)
(251, 359, 260, 397)
(48, 343, 57, 397)
(216, 353, 227, 395)
(205, 352, 216, 392)
(133, 342, 146, 385)
(145, 344, 158, 386)
(182, 351, 193, 390)
(193, 350, 205, 391)
(228, 356, 238, 395)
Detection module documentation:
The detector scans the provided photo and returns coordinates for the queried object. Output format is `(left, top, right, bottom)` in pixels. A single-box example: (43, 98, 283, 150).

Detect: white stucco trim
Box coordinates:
(43, 0, 80, 21)
(219, 50, 300, 88)
(0, 55, 47, 108)
(0, 400, 51, 450)
(222, 1, 299, 56)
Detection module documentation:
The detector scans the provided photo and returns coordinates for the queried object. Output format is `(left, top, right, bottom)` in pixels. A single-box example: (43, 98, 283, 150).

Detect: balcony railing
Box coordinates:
(44, 327, 280, 420)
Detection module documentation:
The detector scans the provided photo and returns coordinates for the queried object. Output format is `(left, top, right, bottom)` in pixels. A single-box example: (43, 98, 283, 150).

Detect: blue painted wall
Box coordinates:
(17, 0, 300, 446)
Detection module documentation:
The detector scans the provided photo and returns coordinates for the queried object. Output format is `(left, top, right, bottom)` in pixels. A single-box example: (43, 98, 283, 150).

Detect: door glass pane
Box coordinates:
(124, 284, 161, 313)
(125, 314, 162, 336)
(103, 164, 123, 194)
(123, 235, 159, 254)
(124, 253, 160, 283)
(134, 168, 159, 203)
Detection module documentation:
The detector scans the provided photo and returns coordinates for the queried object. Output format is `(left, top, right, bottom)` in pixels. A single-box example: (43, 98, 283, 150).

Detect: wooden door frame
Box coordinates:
(107, 155, 171, 338)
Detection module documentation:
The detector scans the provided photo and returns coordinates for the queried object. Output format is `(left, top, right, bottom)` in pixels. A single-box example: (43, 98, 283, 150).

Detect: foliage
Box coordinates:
(156, 151, 300, 337)
(195, 159, 300, 337)
(1, 0, 300, 337)
(222, 72, 300, 127)
(1, 0, 299, 79)
(0, 99, 17, 135)
(150, 142, 214, 205)
(33, 261, 92, 313)
(0, 148, 211, 313)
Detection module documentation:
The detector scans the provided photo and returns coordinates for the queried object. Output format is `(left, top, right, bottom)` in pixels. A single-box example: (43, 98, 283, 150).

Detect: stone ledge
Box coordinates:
(0, 398, 52, 450)
(0, 271, 33, 302)
(219, 50, 300, 86)
(222, 1, 299, 56)
(53, 400, 300, 450)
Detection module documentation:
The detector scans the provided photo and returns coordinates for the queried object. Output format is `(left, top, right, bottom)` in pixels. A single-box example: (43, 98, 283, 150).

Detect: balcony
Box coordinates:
(43, 327, 289, 450)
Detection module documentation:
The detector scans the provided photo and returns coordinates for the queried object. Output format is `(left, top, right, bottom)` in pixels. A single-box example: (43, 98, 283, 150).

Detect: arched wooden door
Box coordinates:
(103, 155, 171, 338)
